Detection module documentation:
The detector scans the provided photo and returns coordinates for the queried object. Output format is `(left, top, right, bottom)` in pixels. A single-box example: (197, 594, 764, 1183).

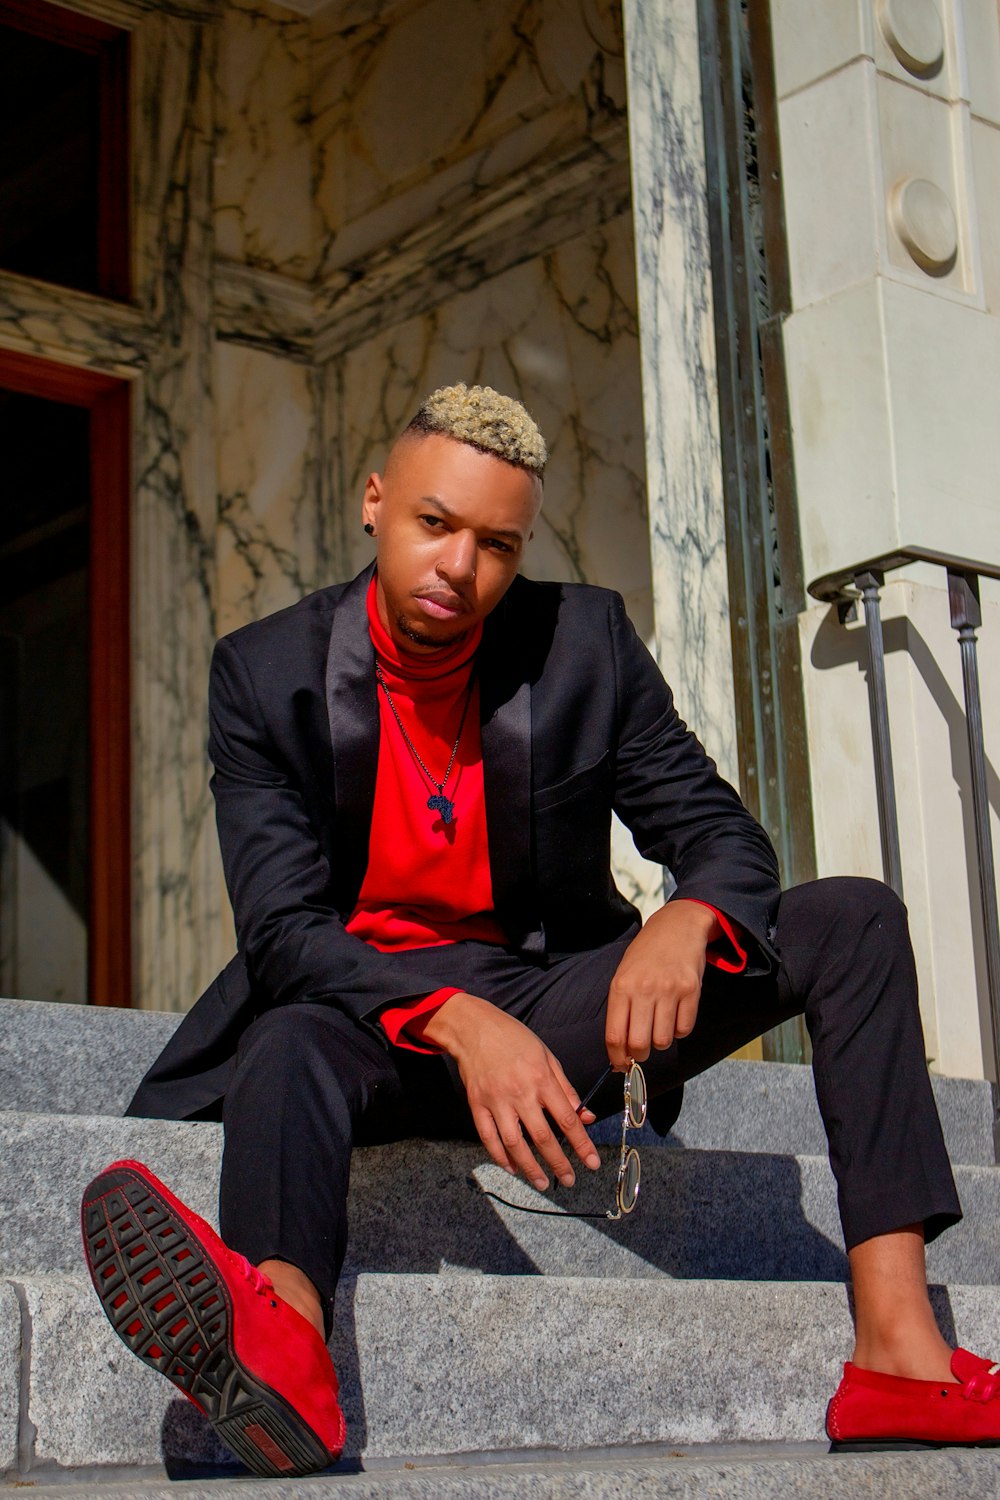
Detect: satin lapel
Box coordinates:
(325, 563, 379, 907)
(480, 584, 543, 953)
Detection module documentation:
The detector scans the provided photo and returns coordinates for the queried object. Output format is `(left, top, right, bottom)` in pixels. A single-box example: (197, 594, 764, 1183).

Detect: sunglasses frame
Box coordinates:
(473, 1059, 648, 1222)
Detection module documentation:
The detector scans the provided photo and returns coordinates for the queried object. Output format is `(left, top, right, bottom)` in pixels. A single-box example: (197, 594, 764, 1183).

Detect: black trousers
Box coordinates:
(219, 878, 961, 1333)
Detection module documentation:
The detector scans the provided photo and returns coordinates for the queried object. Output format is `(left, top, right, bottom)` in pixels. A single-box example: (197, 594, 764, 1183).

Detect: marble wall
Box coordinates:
(214, 344, 325, 637)
(2, 0, 696, 1007)
(310, 0, 629, 283)
(318, 214, 666, 920)
(621, 0, 734, 780)
(214, 0, 312, 280)
(322, 220, 651, 626)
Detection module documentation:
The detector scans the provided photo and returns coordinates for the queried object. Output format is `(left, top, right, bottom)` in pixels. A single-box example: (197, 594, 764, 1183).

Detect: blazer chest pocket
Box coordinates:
(533, 752, 612, 813)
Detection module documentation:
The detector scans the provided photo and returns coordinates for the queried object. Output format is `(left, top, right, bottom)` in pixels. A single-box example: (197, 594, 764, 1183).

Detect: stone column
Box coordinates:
(131, 10, 225, 1011)
(622, 0, 737, 783)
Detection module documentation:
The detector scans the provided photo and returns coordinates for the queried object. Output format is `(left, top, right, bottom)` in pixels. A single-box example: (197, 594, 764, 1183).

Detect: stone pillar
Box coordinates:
(774, 0, 1000, 1078)
(621, 0, 738, 783)
(131, 10, 226, 1011)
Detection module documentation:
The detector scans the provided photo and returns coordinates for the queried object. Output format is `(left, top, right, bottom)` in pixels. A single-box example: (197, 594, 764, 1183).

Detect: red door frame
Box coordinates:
(0, 347, 132, 1006)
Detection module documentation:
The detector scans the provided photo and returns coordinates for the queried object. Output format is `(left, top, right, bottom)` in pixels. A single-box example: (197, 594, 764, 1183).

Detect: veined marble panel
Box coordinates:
(131, 13, 227, 1011)
(214, 259, 315, 360)
(213, 119, 631, 364)
(315, 124, 631, 361)
(322, 213, 664, 915)
(311, 0, 627, 281)
(0, 271, 153, 376)
(214, 0, 312, 279)
(215, 344, 331, 637)
(325, 216, 650, 620)
(297, 0, 415, 26)
(622, 0, 737, 784)
(49, 0, 220, 28)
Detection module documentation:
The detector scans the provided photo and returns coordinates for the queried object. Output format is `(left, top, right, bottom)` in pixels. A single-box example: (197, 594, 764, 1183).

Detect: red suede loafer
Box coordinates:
(81, 1159, 345, 1477)
(827, 1348, 1000, 1449)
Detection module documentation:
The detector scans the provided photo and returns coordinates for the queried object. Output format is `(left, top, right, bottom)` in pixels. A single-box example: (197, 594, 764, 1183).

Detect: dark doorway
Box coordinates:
(0, 0, 129, 300)
(0, 350, 130, 1005)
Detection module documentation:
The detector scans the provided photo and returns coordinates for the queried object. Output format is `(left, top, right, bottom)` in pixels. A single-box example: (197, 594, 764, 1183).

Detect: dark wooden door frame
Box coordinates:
(0, 347, 131, 1006)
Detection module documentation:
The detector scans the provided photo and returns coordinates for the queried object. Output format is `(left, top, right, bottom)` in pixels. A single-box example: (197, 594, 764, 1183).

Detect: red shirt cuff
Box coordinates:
(379, 988, 461, 1053)
(686, 900, 748, 974)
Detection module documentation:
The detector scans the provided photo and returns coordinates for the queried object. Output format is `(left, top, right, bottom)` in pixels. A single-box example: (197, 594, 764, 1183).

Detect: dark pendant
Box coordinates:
(427, 793, 455, 825)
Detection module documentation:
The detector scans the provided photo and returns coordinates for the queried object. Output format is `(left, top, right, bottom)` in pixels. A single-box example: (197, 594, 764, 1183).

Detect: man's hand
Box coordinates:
(604, 900, 721, 1070)
(410, 994, 601, 1191)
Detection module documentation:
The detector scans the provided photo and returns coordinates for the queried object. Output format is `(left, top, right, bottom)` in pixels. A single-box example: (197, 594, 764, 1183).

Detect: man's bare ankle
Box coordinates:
(258, 1258, 325, 1340)
(851, 1333, 957, 1383)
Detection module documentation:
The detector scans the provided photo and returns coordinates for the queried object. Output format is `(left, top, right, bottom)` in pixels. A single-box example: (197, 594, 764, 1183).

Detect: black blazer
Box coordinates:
(128, 563, 780, 1121)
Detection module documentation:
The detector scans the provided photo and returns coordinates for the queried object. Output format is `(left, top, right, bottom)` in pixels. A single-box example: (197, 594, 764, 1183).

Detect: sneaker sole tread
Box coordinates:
(81, 1165, 339, 1479)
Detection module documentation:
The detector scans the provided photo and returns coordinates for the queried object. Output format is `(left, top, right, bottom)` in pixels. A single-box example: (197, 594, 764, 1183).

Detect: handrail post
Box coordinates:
(947, 569, 1000, 1112)
(855, 570, 904, 898)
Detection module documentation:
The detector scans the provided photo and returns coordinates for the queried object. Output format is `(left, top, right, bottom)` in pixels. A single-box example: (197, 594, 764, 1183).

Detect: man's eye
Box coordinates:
(419, 515, 444, 529)
(484, 538, 513, 553)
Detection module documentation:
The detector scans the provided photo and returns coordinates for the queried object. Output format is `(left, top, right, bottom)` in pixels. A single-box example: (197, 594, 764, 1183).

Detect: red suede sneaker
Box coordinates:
(81, 1159, 345, 1477)
(827, 1348, 1000, 1450)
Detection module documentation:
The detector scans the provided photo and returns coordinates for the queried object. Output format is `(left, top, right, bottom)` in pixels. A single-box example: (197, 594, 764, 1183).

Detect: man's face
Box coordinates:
(362, 432, 542, 653)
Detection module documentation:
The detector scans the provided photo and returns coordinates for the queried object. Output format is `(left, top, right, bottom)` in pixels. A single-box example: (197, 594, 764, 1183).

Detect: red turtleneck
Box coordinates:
(351, 576, 746, 1053)
(346, 578, 506, 1047)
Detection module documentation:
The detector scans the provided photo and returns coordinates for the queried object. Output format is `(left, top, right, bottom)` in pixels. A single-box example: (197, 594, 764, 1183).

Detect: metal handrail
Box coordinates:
(807, 546, 1000, 1125)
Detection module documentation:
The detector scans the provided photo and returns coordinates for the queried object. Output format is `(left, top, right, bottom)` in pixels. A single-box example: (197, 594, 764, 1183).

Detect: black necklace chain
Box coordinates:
(374, 661, 476, 826)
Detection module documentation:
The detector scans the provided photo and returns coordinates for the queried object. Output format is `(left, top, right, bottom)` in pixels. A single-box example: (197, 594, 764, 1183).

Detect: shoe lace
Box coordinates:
(234, 1253, 274, 1297)
(963, 1364, 1000, 1402)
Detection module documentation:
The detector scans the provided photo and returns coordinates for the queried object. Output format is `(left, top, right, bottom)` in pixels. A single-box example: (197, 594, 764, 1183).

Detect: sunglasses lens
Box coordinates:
(625, 1063, 647, 1127)
(619, 1146, 640, 1213)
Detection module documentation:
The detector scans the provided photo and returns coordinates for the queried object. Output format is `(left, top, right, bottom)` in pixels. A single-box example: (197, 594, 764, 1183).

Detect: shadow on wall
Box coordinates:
(809, 605, 1000, 1033)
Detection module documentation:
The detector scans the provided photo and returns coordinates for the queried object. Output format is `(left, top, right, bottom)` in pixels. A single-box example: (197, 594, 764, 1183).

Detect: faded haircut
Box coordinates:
(404, 383, 547, 478)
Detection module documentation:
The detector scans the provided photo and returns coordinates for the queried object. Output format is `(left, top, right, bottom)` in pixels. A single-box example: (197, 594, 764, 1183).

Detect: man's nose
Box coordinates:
(437, 528, 476, 584)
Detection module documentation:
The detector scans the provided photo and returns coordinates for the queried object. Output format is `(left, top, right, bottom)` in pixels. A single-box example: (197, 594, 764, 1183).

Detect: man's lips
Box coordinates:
(414, 592, 470, 619)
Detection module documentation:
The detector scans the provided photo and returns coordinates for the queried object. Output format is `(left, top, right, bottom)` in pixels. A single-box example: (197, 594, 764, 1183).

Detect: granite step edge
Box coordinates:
(10, 1444, 1000, 1500)
(4, 1272, 1000, 1473)
(0, 996, 994, 1167)
(4, 1122, 1000, 1288)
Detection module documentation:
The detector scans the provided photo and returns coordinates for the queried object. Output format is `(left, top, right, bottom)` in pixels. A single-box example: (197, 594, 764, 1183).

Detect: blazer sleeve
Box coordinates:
(207, 634, 454, 1025)
(608, 594, 781, 974)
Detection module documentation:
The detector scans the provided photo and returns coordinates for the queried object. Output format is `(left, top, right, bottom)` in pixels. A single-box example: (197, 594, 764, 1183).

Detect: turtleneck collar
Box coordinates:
(366, 573, 482, 681)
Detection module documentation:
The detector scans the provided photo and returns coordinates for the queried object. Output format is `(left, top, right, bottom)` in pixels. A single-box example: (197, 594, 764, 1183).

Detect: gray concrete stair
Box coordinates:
(3, 1111, 1000, 1287)
(11, 1447, 1000, 1499)
(2, 995, 1000, 1491)
(4, 1271, 1000, 1475)
(17, 1445, 1000, 1499)
(1, 995, 996, 1165)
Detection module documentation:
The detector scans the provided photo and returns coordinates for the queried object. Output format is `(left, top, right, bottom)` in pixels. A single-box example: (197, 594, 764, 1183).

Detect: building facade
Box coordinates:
(0, 0, 996, 1081)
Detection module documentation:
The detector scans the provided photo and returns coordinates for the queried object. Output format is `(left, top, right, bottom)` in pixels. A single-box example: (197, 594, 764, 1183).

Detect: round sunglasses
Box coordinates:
(474, 1059, 647, 1222)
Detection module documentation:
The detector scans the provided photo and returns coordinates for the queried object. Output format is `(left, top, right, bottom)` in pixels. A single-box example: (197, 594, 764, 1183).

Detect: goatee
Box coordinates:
(395, 612, 469, 651)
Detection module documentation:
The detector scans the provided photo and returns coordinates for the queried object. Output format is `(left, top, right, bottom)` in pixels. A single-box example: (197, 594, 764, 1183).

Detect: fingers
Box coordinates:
(606, 976, 703, 1067)
(673, 987, 701, 1040)
(471, 1104, 520, 1177)
(496, 1107, 556, 1191)
(548, 1059, 601, 1172)
(473, 1097, 561, 1191)
(518, 1108, 577, 1188)
(471, 1079, 600, 1191)
(605, 986, 632, 1071)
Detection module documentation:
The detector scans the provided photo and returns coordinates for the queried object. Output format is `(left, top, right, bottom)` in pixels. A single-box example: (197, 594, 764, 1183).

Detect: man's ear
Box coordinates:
(361, 472, 383, 529)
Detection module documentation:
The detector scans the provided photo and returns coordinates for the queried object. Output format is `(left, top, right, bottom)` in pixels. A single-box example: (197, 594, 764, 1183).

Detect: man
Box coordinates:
(82, 385, 1000, 1477)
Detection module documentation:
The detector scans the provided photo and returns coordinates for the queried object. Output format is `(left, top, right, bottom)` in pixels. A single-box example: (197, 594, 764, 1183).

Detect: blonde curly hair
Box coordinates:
(404, 383, 547, 477)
